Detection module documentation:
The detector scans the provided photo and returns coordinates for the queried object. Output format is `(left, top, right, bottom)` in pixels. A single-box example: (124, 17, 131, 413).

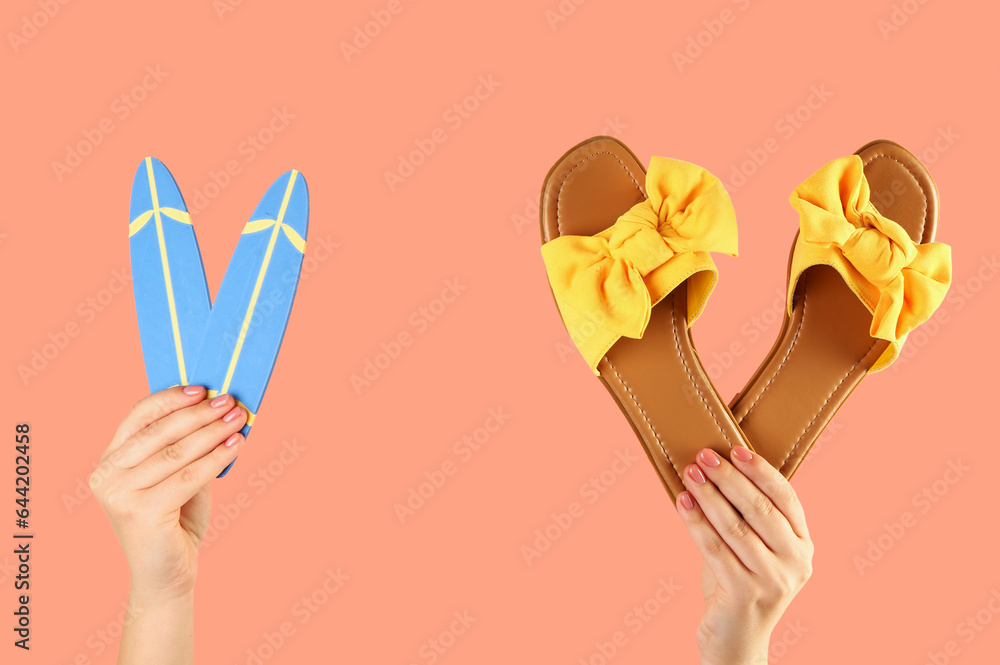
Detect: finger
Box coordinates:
(106, 385, 207, 461)
(130, 405, 248, 488)
(682, 463, 773, 574)
(150, 433, 244, 511)
(694, 448, 798, 555)
(114, 393, 237, 469)
(675, 490, 749, 587)
(728, 446, 810, 540)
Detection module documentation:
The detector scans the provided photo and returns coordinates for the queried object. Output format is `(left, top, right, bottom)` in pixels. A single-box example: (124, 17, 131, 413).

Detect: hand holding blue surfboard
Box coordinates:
(129, 158, 309, 477)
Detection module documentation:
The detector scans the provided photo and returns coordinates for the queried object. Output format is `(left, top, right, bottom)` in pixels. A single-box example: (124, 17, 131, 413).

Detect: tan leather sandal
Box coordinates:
(539, 136, 752, 501)
(729, 140, 952, 477)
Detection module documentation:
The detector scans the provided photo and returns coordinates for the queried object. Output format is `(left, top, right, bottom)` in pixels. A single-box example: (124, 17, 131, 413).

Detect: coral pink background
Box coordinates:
(2, 0, 998, 663)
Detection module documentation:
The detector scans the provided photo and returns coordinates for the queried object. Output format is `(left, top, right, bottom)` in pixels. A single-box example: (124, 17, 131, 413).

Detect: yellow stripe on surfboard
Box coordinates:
(220, 170, 301, 395)
(142, 157, 188, 385)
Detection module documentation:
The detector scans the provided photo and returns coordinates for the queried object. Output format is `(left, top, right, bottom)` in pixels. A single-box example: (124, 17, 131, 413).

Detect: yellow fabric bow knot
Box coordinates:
(789, 155, 952, 371)
(541, 157, 739, 374)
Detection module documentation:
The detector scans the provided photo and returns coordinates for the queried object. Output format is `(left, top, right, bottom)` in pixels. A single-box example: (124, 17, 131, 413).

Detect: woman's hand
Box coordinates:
(676, 446, 813, 665)
(90, 385, 247, 665)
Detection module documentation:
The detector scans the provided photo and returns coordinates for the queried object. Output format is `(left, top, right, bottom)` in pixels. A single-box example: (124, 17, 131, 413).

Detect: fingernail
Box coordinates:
(688, 466, 706, 484)
(224, 433, 241, 448)
(210, 394, 229, 408)
(698, 449, 721, 468)
(679, 493, 695, 511)
(222, 406, 243, 423)
(732, 446, 753, 463)
(183, 385, 203, 396)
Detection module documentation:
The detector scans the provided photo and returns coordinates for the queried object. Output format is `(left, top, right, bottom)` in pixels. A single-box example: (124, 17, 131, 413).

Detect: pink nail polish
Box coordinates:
(210, 395, 229, 408)
(698, 449, 721, 468)
(183, 385, 202, 396)
(224, 433, 240, 448)
(732, 446, 753, 463)
(680, 493, 695, 510)
(222, 406, 242, 423)
(688, 466, 706, 484)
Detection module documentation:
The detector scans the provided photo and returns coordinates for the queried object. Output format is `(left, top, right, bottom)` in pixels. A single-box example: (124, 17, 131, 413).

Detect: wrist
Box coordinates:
(700, 657, 767, 665)
(119, 581, 195, 664)
(127, 561, 198, 603)
(128, 579, 196, 607)
(700, 641, 770, 665)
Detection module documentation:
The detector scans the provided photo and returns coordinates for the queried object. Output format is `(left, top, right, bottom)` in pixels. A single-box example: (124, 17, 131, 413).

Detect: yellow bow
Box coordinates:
(789, 155, 952, 370)
(541, 157, 738, 373)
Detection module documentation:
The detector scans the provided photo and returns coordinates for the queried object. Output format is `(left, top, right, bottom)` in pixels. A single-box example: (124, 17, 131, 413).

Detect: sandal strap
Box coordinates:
(788, 155, 952, 371)
(541, 157, 738, 374)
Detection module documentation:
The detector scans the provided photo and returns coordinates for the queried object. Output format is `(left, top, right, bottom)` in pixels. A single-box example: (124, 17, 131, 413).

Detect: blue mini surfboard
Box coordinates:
(129, 157, 212, 393)
(188, 170, 309, 477)
(130, 160, 308, 478)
